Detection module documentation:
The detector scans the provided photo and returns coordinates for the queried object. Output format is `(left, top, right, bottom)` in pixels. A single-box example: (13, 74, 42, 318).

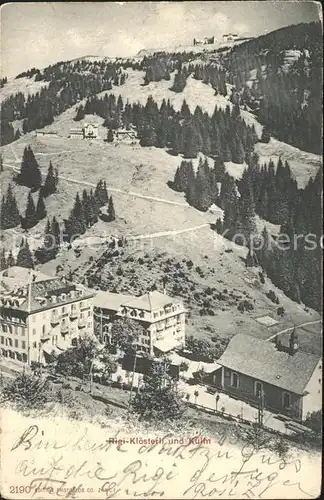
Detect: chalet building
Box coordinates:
(93, 290, 186, 355)
(222, 33, 239, 44)
(114, 129, 136, 142)
(69, 123, 99, 140)
(0, 267, 95, 367)
(216, 333, 322, 421)
(193, 36, 215, 45)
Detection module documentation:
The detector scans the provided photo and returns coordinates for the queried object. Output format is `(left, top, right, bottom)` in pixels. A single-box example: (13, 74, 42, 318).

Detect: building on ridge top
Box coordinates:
(69, 123, 99, 140)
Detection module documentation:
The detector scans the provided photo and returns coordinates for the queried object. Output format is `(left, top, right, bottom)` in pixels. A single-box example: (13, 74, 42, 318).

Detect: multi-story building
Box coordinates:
(0, 267, 95, 367)
(69, 123, 99, 140)
(94, 290, 186, 355)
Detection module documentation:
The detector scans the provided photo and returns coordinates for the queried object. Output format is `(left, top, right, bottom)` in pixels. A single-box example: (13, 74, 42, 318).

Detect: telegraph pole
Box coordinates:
(258, 390, 264, 426)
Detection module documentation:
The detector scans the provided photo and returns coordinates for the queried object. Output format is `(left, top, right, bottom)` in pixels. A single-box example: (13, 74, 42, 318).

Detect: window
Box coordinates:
(88, 310, 91, 317)
(15, 339, 19, 348)
(22, 341, 26, 349)
(33, 329, 36, 336)
(8, 338, 13, 347)
(231, 372, 239, 388)
(282, 392, 291, 409)
(33, 342, 37, 348)
(42, 325, 46, 334)
(62, 307, 65, 314)
(0, 337, 3, 344)
(254, 381, 263, 398)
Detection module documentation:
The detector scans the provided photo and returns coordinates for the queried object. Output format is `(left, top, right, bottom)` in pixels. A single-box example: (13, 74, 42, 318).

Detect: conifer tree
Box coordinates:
(36, 192, 47, 220)
(51, 217, 61, 247)
(15, 146, 41, 190)
(6, 250, 15, 268)
(0, 184, 20, 229)
(74, 105, 85, 121)
(108, 196, 116, 222)
(88, 190, 99, 225)
(260, 125, 271, 143)
(16, 239, 34, 269)
(42, 161, 57, 197)
(35, 217, 59, 264)
(0, 249, 7, 270)
(23, 192, 38, 229)
(107, 129, 114, 142)
(213, 157, 226, 182)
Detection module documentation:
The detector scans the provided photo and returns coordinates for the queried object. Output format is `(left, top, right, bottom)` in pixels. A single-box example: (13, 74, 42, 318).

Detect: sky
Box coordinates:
(1, 1, 321, 78)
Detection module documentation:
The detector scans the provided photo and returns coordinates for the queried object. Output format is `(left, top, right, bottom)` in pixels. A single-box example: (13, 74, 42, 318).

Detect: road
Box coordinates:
(266, 319, 322, 342)
(4, 161, 192, 207)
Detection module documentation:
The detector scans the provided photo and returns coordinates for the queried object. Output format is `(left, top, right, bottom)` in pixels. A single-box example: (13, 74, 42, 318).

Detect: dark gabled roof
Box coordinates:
(217, 333, 321, 395)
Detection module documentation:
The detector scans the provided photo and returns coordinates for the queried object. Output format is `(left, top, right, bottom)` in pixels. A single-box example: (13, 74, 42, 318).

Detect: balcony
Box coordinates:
(50, 314, 61, 326)
(60, 322, 69, 335)
(78, 318, 86, 329)
(69, 310, 78, 320)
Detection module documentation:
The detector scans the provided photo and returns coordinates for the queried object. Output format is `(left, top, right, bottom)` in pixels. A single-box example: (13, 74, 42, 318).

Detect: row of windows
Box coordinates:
(1, 336, 26, 349)
(0, 315, 25, 324)
(1, 324, 26, 335)
(229, 372, 292, 409)
(153, 305, 182, 319)
(1, 349, 27, 362)
(31, 302, 91, 322)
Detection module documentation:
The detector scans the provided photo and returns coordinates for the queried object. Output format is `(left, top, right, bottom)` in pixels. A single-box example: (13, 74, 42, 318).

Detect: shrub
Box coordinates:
(1, 373, 51, 410)
(266, 290, 279, 304)
(277, 307, 285, 316)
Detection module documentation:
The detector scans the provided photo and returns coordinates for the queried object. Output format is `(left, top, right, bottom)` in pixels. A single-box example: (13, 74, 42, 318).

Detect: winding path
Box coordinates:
(3, 162, 192, 207)
(266, 319, 322, 342)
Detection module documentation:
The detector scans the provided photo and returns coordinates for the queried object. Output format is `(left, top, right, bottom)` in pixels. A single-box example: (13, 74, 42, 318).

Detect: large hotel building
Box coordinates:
(94, 290, 186, 355)
(0, 266, 95, 366)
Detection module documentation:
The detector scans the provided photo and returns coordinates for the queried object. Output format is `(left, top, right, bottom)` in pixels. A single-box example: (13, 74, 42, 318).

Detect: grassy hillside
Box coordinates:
(1, 52, 321, 355)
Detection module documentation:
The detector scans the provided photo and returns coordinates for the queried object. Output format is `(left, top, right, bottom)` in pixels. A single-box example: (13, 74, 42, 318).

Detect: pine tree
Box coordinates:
(88, 190, 99, 225)
(15, 146, 41, 190)
(23, 192, 38, 229)
(74, 105, 85, 121)
(16, 239, 34, 269)
(194, 158, 212, 211)
(51, 217, 61, 247)
(108, 196, 116, 221)
(42, 161, 57, 197)
(35, 192, 46, 220)
(213, 157, 226, 182)
(0, 155, 3, 173)
(260, 125, 271, 143)
(34, 217, 59, 264)
(107, 129, 114, 142)
(0, 249, 7, 270)
(0, 184, 20, 229)
(6, 250, 15, 268)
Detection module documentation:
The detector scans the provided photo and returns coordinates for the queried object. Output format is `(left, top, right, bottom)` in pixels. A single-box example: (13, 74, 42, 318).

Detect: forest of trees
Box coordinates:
(80, 92, 258, 159)
(34, 180, 116, 264)
(212, 153, 322, 312)
(0, 60, 128, 145)
(222, 22, 322, 154)
(0, 147, 58, 231)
